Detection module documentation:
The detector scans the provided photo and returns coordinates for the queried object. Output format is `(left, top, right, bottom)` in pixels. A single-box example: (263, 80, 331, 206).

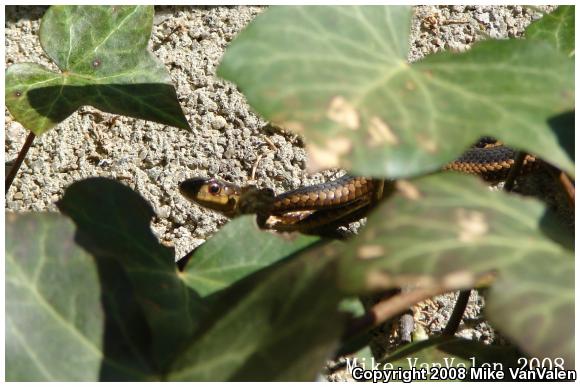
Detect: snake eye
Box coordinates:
(208, 183, 221, 195)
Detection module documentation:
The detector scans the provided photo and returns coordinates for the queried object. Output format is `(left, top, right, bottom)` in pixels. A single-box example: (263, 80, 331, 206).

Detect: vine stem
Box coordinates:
(345, 285, 448, 338)
(6, 131, 35, 194)
(442, 289, 471, 336)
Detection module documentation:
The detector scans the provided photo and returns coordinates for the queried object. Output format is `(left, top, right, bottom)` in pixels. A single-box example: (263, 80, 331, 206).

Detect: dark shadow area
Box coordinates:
(5, 5, 48, 22)
(261, 122, 306, 147)
(57, 178, 206, 380)
(539, 207, 574, 251)
(92, 256, 155, 380)
(508, 158, 575, 238)
(56, 178, 347, 381)
(548, 110, 575, 163)
(154, 4, 240, 15)
(5, 5, 248, 23)
(19, 83, 189, 130)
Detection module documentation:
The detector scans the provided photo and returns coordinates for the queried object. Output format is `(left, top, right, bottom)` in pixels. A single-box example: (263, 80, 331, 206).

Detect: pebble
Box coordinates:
(223, 148, 235, 159)
(476, 12, 490, 24)
(158, 205, 171, 219)
(6, 121, 24, 140)
(211, 115, 227, 130)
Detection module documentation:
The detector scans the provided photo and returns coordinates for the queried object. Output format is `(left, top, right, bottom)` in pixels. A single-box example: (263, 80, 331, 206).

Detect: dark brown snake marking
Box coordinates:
(445, 145, 536, 181)
(271, 175, 380, 213)
(179, 140, 539, 233)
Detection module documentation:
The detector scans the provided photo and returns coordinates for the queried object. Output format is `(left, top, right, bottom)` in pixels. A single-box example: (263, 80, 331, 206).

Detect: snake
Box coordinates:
(179, 137, 538, 234)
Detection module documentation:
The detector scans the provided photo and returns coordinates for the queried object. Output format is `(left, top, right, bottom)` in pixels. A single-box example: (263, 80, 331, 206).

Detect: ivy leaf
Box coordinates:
(383, 337, 522, 381)
(486, 259, 575, 368)
(6, 213, 155, 381)
(219, 6, 573, 177)
(181, 215, 319, 296)
(525, 5, 574, 165)
(6, 181, 345, 382)
(338, 174, 573, 366)
(6, 214, 104, 381)
(57, 178, 205, 372)
(5, 5, 190, 135)
(169, 242, 347, 381)
(526, 5, 574, 57)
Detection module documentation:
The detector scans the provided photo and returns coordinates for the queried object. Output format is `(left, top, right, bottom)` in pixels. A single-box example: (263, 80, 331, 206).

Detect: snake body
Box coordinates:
(445, 145, 536, 181)
(271, 175, 380, 213)
(179, 139, 538, 233)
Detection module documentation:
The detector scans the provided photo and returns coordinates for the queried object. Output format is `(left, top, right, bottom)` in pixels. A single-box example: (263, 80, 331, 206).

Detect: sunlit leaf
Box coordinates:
(338, 174, 573, 365)
(219, 6, 573, 177)
(5, 5, 189, 134)
(526, 5, 574, 56)
(6, 180, 348, 382)
(6, 214, 104, 381)
(6, 213, 155, 381)
(181, 215, 319, 297)
(170, 242, 347, 381)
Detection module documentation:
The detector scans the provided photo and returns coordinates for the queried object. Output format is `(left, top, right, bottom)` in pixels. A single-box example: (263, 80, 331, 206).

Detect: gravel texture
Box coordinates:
(5, 5, 558, 381)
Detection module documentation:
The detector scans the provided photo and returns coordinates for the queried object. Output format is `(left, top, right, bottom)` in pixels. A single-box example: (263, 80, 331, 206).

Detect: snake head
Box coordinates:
(179, 177, 242, 218)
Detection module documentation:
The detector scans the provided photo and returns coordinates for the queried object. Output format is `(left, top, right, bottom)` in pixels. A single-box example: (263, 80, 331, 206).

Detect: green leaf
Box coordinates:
(5, 5, 189, 135)
(486, 262, 575, 369)
(7, 179, 349, 381)
(218, 6, 574, 177)
(6, 213, 155, 381)
(181, 215, 319, 296)
(57, 178, 205, 372)
(383, 337, 522, 381)
(526, 5, 575, 57)
(338, 174, 573, 365)
(169, 242, 347, 381)
(6, 213, 104, 381)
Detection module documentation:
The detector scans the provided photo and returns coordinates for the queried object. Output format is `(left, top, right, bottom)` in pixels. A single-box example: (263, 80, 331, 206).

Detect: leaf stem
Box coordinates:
(6, 131, 35, 194)
(345, 285, 447, 337)
(442, 289, 471, 336)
